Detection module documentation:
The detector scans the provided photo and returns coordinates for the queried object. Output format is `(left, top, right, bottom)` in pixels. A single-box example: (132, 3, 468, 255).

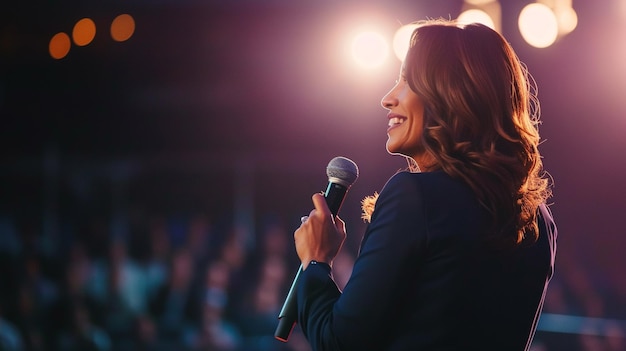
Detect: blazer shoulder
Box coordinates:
(381, 170, 460, 197)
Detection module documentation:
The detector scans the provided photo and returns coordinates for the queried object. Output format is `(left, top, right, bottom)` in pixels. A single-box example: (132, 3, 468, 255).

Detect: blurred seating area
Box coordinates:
(0, 210, 347, 351)
(0, 162, 624, 351)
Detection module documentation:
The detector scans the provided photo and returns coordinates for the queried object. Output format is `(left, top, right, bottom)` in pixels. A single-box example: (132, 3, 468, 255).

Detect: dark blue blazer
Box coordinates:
(297, 171, 557, 351)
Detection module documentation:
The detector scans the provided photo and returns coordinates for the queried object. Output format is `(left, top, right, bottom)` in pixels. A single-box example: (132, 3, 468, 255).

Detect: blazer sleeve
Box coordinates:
(297, 172, 427, 350)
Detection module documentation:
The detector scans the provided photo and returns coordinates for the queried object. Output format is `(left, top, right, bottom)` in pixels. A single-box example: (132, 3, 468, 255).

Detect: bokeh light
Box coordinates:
(350, 31, 389, 69)
(392, 24, 418, 61)
(72, 18, 96, 47)
(457, 9, 496, 30)
(555, 5, 578, 35)
(49, 32, 71, 59)
(111, 14, 135, 42)
(464, 0, 498, 5)
(518, 3, 558, 48)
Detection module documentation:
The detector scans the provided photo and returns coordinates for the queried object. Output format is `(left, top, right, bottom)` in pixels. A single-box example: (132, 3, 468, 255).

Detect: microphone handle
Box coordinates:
(274, 181, 348, 342)
(274, 264, 303, 341)
(324, 182, 348, 216)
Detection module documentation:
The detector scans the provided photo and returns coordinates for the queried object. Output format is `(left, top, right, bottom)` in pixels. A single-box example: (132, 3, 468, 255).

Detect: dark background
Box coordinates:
(2, 0, 626, 349)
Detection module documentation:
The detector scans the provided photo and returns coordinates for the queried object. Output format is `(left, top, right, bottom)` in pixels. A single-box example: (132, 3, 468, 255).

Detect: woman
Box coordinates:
(294, 19, 557, 350)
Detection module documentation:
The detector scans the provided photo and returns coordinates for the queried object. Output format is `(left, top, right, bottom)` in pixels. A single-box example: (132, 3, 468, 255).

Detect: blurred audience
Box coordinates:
(0, 304, 23, 350)
(56, 301, 111, 351)
(149, 247, 198, 348)
(0, 211, 623, 351)
(188, 259, 240, 351)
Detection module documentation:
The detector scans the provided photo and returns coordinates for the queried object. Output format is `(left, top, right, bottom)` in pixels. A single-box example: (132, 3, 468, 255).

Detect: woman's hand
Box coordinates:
(294, 193, 347, 270)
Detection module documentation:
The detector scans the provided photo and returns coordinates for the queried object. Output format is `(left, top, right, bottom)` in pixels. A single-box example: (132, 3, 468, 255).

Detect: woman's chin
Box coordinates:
(386, 140, 403, 156)
(385, 146, 406, 158)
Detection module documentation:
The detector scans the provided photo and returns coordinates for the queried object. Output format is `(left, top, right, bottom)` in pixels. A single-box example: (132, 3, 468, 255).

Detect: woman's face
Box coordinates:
(380, 68, 425, 160)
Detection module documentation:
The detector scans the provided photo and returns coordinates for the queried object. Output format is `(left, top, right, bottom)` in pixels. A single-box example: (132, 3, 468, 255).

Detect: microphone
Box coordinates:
(274, 156, 359, 342)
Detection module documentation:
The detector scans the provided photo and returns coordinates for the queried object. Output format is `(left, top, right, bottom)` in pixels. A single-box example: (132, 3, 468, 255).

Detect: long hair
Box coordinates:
(404, 19, 551, 248)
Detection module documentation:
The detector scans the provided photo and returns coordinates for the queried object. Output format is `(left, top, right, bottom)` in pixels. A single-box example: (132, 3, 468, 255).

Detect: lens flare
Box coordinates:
(350, 31, 389, 69)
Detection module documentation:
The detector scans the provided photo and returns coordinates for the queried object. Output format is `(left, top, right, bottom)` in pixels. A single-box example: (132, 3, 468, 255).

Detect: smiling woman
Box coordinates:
(292, 18, 557, 351)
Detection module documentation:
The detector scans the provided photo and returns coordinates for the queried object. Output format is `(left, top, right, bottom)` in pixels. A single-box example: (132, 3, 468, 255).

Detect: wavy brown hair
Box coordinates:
(404, 20, 552, 248)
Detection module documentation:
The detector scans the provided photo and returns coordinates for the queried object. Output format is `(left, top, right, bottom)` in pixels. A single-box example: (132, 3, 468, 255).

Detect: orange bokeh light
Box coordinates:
(73, 18, 96, 46)
(111, 14, 135, 42)
(49, 32, 71, 59)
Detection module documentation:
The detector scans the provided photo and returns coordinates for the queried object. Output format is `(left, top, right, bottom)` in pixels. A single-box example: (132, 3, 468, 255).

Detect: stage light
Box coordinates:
(72, 18, 96, 47)
(111, 14, 135, 42)
(458, 9, 496, 30)
(49, 32, 71, 59)
(350, 31, 389, 69)
(552, 0, 578, 36)
(518, 3, 558, 48)
(392, 24, 418, 62)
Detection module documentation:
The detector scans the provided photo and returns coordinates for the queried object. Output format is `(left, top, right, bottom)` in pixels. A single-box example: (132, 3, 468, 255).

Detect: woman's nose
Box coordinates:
(381, 90, 397, 110)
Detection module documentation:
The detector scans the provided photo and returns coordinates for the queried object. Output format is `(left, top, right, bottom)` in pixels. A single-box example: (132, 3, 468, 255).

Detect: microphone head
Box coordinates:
(326, 156, 359, 187)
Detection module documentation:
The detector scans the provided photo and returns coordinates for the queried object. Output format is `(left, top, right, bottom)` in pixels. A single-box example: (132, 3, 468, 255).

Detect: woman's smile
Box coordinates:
(387, 113, 407, 132)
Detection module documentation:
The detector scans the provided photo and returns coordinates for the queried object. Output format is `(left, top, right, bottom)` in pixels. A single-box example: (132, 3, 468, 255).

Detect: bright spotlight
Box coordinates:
(555, 6, 578, 35)
(458, 9, 496, 30)
(518, 3, 558, 48)
(392, 24, 418, 61)
(350, 31, 389, 69)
